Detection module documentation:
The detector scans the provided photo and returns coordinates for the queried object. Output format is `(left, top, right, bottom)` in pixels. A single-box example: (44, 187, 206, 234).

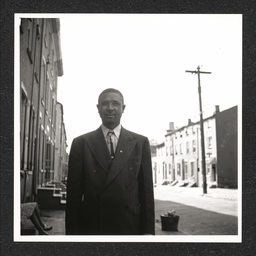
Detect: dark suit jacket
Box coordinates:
(65, 127, 155, 235)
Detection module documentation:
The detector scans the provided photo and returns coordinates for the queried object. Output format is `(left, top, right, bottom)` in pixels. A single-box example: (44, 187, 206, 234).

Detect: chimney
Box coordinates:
(167, 122, 175, 133)
(188, 119, 192, 125)
(215, 105, 220, 114)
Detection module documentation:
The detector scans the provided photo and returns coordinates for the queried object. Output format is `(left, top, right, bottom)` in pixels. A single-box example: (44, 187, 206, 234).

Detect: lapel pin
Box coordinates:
(120, 150, 123, 153)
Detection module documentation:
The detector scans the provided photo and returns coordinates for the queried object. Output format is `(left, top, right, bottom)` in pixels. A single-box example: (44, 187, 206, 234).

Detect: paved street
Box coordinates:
(154, 185, 238, 216)
(40, 185, 239, 236)
(154, 185, 238, 235)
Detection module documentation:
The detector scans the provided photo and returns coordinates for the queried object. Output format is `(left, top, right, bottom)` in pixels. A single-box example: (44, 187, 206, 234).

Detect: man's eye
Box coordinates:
(101, 102, 120, 107)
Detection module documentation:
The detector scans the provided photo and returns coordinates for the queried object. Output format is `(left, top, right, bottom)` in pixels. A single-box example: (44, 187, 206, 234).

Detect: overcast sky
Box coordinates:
(56, 14, 242, 152)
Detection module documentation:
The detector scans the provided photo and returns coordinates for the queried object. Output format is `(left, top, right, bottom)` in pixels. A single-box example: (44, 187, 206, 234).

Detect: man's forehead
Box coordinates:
(99, 92, 123, 101)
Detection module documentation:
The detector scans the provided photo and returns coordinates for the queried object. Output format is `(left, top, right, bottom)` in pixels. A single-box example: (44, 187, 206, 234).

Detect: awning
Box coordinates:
(207, 157, 216, 165)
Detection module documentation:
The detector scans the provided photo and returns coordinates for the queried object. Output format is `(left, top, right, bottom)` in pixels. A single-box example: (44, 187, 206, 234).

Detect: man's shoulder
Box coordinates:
(122, 127, 148, 141)
(73, 128, 101, 142)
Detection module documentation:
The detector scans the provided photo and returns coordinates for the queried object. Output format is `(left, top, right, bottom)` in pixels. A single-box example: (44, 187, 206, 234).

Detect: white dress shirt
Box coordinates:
(101, 124, 121, 154)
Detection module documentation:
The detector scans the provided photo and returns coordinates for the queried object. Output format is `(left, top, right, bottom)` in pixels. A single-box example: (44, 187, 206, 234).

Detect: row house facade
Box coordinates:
(152, 105, 238, 188)
(54, 102, 68, 183)
(20, 18, 67, 203)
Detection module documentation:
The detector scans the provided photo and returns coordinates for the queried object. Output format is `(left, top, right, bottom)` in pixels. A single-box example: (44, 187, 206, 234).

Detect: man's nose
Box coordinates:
(107, 103, 114, 110)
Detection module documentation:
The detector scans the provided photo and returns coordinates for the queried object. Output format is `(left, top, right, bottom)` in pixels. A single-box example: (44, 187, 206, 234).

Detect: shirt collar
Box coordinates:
(101, 124, 122, 139)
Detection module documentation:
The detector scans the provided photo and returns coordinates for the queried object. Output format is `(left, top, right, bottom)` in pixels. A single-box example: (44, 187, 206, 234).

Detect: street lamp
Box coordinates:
(185, 66, 211, 194)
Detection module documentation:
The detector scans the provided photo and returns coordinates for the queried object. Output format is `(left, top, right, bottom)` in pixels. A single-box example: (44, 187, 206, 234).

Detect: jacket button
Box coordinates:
(129, 167, 133, 171)
(92, 169, 96, 173)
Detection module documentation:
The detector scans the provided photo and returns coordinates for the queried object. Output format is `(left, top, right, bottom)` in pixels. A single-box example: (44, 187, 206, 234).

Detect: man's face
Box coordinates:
(97, 92, 126, 129)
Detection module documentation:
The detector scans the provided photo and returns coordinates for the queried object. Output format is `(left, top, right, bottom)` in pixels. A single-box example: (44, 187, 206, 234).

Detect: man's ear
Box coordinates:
(97, 104, 99, 112)
(122, 105, 126, 112)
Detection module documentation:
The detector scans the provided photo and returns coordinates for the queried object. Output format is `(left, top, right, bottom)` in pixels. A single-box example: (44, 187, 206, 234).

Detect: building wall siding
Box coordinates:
(151, 106, 237, 188)
(216, 106, 238, 188)
(20, 18, 67, 203)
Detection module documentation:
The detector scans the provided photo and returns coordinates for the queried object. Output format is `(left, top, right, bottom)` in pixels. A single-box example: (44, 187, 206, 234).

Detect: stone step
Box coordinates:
(38, 187, 66, 210)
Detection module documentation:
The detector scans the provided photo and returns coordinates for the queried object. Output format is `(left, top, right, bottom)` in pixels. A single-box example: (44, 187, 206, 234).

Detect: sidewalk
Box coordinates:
(41, 210, 184, 235)
(154, 185, 238, 217)
(154, 184, 238, 201)
(153, 184, 239, 235)
(41, 210, 65, 235)
(40, 185, 238, 236)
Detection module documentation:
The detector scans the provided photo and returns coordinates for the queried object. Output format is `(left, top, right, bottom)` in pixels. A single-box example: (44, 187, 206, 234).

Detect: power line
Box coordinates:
(185, 66, 211, 194)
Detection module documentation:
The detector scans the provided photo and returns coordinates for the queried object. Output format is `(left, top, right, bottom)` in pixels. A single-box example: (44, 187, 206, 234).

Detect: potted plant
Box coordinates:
(160, 210, 179, 231)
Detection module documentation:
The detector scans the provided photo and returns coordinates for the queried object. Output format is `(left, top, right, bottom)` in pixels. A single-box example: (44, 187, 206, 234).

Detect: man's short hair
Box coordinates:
(98, 88, 124, 104)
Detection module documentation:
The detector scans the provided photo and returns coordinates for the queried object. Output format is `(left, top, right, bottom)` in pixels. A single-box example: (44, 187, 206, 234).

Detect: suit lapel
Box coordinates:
(103, 128, 137, 189)
(86, 127, 111, 173)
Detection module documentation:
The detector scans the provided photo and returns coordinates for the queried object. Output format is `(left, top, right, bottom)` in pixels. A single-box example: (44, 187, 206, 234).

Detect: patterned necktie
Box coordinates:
(108, 131, 115, 159)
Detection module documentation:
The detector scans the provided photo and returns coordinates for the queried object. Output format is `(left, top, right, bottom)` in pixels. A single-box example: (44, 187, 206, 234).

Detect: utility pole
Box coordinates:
(185, 66, 211, 194)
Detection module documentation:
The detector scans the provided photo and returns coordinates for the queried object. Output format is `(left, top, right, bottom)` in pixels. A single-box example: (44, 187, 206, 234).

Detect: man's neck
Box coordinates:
(101, 124, 122, 138)
(102, 124, 121, 131)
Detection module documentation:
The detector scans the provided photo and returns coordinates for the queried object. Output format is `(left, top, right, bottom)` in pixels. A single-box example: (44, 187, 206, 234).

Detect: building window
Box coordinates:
(170, 146, 173, 155)
(20, 18, 26, 34)
(51, 97, 55, 125)
(45, 142, 51, 180)
(20, 86, 35, 172)
(27, 19, 34, 63)
(169, 164, 171, 175)
(207, 136, 212, 149)
(175, 145, 178, 155)
(180, 144, 183, 154)
(36, 22, 41, 39)
(20, 88, 28, 170)
(186, 141, 189, 154)
(191, 162, 195, 177)
(51, 143, 55, 175)
(184, 162, 188, 179)
(207, 120, 211, 128)
(177, 163, 181, 176)
(46, 82, 52, 113)
(166, 147, 169, 156)
(40, 130, 46, 171)
(44, 33, 48, 48)
(45, 75, 50, 111)
(27, 107, 36, 171)
(41, 60, 46, 105)
(192, 140, 196, 152)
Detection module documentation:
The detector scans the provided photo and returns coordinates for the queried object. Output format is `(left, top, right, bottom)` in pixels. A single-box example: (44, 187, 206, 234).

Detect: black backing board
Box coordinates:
(1, 0, 256, 255)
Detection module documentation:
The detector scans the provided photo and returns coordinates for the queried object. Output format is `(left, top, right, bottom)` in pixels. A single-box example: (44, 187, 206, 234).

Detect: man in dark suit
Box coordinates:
(66, 88, 155, 235)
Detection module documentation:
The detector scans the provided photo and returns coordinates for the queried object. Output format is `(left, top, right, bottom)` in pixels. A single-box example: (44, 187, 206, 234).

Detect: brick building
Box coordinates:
(54, 102, 68, 183)
(20, 18, 67, 204)
(215, 106, 238, 188)
(151, 105, 238, 188)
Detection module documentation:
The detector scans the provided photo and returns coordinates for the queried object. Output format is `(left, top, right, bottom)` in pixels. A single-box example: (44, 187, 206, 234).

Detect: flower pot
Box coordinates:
(160, 215, 179, 231)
